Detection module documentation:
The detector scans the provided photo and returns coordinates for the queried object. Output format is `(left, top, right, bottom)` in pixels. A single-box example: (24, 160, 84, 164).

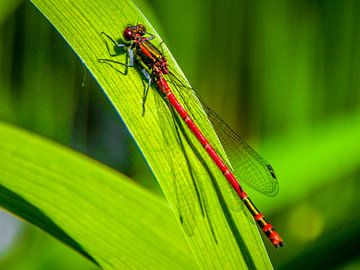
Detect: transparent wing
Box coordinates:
(166, 70, 279, 197)
(204, 105, 279, 196)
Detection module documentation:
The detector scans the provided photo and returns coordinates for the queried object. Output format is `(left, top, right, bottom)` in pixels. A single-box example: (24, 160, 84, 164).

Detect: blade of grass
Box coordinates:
(29, 0, 274, 269)
(0, 0, 23, 25)
(0, 121, 196, 270)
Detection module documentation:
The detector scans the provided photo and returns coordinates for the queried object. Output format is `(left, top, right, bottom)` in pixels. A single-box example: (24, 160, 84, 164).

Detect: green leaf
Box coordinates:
(0, 0, 22, 25)
(25, 0, 273, 269)
(0, 121, 196, 269)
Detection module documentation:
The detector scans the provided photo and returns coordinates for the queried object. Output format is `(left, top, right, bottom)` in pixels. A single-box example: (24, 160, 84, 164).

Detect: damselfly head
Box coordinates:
(123, 24, 146, 41)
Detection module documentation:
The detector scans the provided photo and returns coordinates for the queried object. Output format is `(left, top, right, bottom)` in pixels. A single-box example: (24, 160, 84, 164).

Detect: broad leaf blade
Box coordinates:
(29, 0, 274, 269)
(0, 122, 196, 270)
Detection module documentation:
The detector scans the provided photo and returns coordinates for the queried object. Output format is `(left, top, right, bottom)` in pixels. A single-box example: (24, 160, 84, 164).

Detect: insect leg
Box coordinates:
(140, 68, 152, 116)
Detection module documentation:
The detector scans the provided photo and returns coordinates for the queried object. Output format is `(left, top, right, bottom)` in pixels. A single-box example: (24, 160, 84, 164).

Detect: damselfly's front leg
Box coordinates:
(98, 32, 134, 75)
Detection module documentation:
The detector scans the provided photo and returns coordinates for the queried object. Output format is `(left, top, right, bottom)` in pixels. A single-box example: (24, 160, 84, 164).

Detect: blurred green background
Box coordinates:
(0, 0, 359, 269)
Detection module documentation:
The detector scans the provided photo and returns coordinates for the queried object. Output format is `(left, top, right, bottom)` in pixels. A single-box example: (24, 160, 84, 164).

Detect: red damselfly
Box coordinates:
(99, 24, 284, 248)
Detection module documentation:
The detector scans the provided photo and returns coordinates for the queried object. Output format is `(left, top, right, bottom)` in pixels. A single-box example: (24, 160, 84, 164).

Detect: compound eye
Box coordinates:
(123, 27, 133, 41)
